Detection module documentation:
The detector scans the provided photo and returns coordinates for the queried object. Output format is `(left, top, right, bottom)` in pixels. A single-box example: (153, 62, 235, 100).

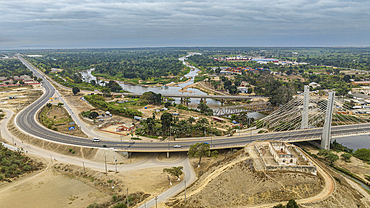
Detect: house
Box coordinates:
(238, 87, 248, 93)
(240, 81, 249, 87)
(269, 142, 297, 165)
(116, 124, 135, 132)
(308, 82, 321, 89)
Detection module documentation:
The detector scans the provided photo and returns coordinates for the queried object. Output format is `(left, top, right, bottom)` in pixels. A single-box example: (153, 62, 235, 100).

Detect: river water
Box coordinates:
(333, 135, 370, 150)
(79, 53, 266, 119)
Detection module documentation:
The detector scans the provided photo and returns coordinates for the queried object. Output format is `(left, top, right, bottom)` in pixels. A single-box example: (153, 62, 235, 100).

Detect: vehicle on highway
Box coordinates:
(92, 138, 100, 142)
(102, 144, 107, 147)
(174, 145, 181, 148)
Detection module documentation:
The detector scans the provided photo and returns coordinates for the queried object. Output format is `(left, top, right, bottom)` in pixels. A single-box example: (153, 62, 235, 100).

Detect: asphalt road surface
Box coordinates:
(15, 55, 369, 152)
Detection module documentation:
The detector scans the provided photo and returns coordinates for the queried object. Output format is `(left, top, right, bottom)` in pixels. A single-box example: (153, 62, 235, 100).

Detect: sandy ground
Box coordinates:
(0, 85, 43, 112)
(0, 168, 110, 208)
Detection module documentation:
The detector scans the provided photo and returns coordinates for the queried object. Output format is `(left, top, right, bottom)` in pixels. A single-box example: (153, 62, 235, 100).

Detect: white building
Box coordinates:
(269, 142, 297, 165)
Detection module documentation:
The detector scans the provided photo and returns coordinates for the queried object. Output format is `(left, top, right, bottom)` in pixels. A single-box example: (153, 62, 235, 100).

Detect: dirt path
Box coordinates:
(186, 155, 248, 198)
(248, 148, 336, 208)
(343, 177, 370, 202)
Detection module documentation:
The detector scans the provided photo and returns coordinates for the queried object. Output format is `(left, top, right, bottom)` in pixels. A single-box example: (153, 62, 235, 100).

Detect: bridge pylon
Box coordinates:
(301, 85, 309, 129)
(321, 91, 335, 150)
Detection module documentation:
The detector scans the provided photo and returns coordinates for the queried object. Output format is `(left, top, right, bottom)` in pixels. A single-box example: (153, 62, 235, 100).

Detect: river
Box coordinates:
(333, 135, 370, 150)
(80, 52, 266, 119)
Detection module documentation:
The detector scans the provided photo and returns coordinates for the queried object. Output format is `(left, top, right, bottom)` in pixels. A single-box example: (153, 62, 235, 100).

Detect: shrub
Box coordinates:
(112, 204, 126, 208)
(69, 148, 73, 152)
(287, 199, 299, 208)
(24, 165, 32, 171)
(112, 195, 118, 202)
(72, 151, 75, 154)
(354, 148, 370, 161)
(0, 174, 4, 181)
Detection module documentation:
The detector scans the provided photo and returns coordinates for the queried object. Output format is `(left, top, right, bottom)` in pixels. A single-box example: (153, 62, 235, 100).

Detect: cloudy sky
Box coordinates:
(1, 0, 370, 49)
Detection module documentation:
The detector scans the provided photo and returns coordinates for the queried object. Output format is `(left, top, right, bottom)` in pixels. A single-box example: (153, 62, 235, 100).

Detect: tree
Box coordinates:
(343, 75, 351, 82)
(229, 85, 238, 94)
(89, 111, 99, 119)
(188, 117, 195, 124)
(269, 85, 295, 106)
(46, 103, 52, 108)
(188, 143, 210, 167)
(215, 67, 221, 74)
(140, 91, 161, 104)
(326, 152, 339, 163)
(72, 87, 80, 95)
(286, 199, 299, 208)
(163, 166, 183, 182)
(223, 80, 232, 89)
(341, 153, 352, 162)
(353, 148, 370, 161)
(57, 102, 64, 107)
(102, 87, 111, 97)
(164, 101, 171, 108)
(161, 112, 172, 134)
(197, 102, 213, 115)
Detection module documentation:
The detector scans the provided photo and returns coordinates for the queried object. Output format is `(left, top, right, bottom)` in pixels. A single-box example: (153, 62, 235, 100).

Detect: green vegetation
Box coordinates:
(0, 144, 42, 181)
(0, 59, 33, 78)
(317, 149, 339, 163)
(163, 166, 183, 180)
(39, 105, 73, 131)
(136, 114, 221, 139)
(353, 148, 370, 162)
(72, 87, 80, 95)
(81, 111, 99, 119)
(188, 142, 218, 167)
(272, 199, 298, 208)
(25, 49, 189, 91)
(197, 102, 213, 115)
(140, 91, 162, 104)
(84, 94, 142, 118)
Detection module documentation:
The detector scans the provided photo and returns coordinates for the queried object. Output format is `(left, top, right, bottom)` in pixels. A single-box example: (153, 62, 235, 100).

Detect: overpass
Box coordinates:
(14, 55, 369, 153)
(121, 92, 265, 100)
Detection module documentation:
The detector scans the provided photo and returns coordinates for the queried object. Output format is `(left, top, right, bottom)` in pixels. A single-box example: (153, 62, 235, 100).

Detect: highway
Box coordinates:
(15, 55, 370, 152)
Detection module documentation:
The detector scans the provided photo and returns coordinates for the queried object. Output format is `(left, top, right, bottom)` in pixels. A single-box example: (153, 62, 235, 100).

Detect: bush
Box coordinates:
(353, 148, 370, 161)
(72, 151, 75, 154)
(24, 165, 32, 171)
(69, 148, 73, 152)
(341, 153, 352, 162)
(0, 174, 4, 181)
(112, 204, 126, 208)
(287, 199, 299, 208)
(112, 195, 118, 202)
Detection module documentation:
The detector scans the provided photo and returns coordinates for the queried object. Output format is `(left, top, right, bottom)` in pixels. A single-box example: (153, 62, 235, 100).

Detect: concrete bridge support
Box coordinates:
(301, 85, 309, 129)
(321, 91, 335, 150)
(180, 97, 184, 104)
(167, 152, 170, 158)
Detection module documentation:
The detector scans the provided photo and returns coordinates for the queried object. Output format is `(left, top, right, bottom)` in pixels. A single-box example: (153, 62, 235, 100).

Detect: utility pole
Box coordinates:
(105, 155, 107, 176)
(114, 155, 117, 173)
(155, 196, 158, 208)
(83, 162, 85, 174)
(184, 179, 187, 203)
(127, 188, 129, 208)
